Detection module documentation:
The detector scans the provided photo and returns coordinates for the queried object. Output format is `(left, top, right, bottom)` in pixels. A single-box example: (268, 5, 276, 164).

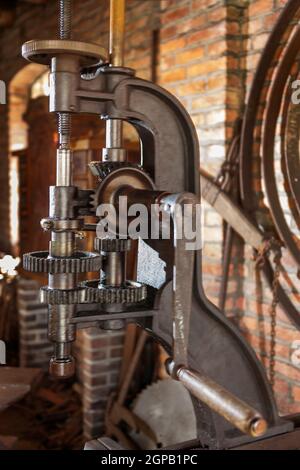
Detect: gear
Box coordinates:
(129, 379, 197, 450)
(40, 286, 87, 305)
(89, 161, 140, 181)
(82, 280, 147, 304)
(23, 251, 101, 274)
(94, 237, 131, 253)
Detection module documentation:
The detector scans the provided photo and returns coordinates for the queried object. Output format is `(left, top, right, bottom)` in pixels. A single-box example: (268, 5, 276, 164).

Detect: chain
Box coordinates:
(254, 238, 282, 389)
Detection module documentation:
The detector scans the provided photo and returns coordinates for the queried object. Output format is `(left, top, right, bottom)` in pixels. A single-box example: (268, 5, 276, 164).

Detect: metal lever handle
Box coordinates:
(167, 360, 267, 438)
(161, 192, 267, 439)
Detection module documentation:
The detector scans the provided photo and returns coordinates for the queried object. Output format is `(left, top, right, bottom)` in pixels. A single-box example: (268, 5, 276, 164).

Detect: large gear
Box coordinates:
(94, 237, 131, 253)
(82, 280, 147, 304)
(40, 280, 147, 305)
(23, 251, 101, 274)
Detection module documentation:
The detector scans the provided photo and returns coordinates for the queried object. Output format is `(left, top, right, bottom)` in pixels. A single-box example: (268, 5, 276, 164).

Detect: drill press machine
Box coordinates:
(22, 0, 296, 449)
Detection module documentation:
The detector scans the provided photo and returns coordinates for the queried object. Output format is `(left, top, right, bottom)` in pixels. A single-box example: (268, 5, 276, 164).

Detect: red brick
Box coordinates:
(175, 46, 205, 65)
(177, 80, 206, 96)
(162, 6, 190, 24)
(160, 25, 177, 40)
(250, 0, 273, 17)
(274, 377, 290, 396)
(275, 361, 300, 383)
(188, 57, 226, 77)
(292, 386, 300, 402)
(160, 37, 186, 54)
(186, 22, 226, 45)
(161, 67, 186, 83)
(207, 40, 226, 57)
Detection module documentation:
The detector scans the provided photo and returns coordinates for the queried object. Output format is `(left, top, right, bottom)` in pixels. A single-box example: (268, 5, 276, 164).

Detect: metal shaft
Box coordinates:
(109, 0, 125, 67)
(102, 0, 127, 294)
(58, 0, 72, 149)
(105, 0, 125, 154)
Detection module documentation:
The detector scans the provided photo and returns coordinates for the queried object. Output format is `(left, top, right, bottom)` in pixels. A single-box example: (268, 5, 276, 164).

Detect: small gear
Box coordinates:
(94, 237, 131, 252)
(89, 161, 140, 181)
(82, 280, 147, 304)
(40, 286, 87, 305)
(23, 251, 101, 274)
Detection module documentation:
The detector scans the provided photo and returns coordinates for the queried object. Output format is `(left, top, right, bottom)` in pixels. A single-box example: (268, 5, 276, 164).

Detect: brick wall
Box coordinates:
(159, 0, 248, 310)
(158, 0, 300, 415)
(76, 328, 124, 439)
(17, 278, 51, 368)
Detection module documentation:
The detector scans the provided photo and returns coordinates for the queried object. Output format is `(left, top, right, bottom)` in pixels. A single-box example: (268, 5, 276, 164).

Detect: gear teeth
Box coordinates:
(40, 286, 87, 305)
(89, 161, 140, 181)
(40, 281, 147, 305)
(23, 251, 101, 274)
(90, 192, 98, 210)
(82, 280, 147, 304)
(94, 238, 131, 253)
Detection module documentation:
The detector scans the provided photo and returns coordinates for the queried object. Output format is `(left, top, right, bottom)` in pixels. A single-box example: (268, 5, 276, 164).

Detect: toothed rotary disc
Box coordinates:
(40, 286, 87, 305)
(22, 40, 107, 66)
(94, 238, 131, 253)
(23, 251, 101, 274)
